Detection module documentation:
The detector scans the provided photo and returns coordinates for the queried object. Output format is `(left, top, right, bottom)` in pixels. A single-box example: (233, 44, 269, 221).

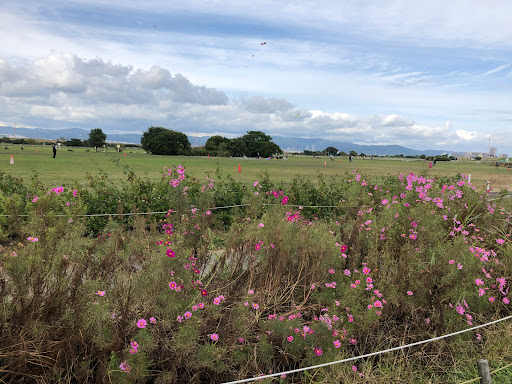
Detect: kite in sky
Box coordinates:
(246, 42, 267, 68)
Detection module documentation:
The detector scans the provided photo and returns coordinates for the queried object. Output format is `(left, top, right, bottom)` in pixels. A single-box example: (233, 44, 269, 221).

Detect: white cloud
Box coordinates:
(456, 129, 481, 141)
(2, 50, 510, 153)
(381, 114, 414, 127)
(482, 64, 510, 76)
(0, 52, 228, 107)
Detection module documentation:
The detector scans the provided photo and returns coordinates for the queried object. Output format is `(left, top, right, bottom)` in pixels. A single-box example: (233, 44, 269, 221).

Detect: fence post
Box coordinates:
(477, 359, 492, 384)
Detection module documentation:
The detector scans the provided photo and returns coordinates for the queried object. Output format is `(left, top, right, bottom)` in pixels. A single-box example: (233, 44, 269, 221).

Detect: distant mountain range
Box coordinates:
(0, 126, 449, 156)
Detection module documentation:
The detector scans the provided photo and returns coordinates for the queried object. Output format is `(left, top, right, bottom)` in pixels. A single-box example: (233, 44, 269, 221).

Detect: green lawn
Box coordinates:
(1, 145, 511, 191)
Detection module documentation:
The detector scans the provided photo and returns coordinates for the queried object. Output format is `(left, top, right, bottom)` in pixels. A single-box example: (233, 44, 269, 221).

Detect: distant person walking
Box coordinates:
(349, 155, 352, 162)
(495, 161, 499, 169)
(433, 158, 437, 167)
(53, 144, 57, 158)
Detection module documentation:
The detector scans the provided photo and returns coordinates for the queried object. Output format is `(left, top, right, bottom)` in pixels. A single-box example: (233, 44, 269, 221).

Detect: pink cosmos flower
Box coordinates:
(27, 237, 39, 242)
(119, 361, 131, 373)
(340, 245, 348, 253)
(333, 340, 341, 348)
(210, 333, 219, 341)
(362, 267, 371, 275)
(72, 190, 78, 197)
(314, 347, 323, 356)
(407, 291, 413, 296)
(169, 281, 176, 290)
(150, 317, 156, 324)
(328, 269, 335, 274)
(449, 260, 455, 264)
(497, 238, 505, 245)
(53, 186, 64, 194)
(475, 279, 484, 286)
(281, 196, 289, 205)
(136, 318, 147, 328)
(252, 303, 259, 309)
(352, 366, 358, 372)
(200, 289, 208, 296)
(184, 311, 192, 319)
(248, 289, 254, 295)
(258, 223, 264, 228)
(95, 290, 105, 296)
(503, 297, 510, 304)
(32, 196, 39, 203)
(287, 336, 293, 342)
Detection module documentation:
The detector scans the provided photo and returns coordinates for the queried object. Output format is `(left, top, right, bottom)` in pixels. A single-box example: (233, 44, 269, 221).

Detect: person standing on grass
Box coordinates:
(496, 161, 499, 169)
(53, 144, 57, 158)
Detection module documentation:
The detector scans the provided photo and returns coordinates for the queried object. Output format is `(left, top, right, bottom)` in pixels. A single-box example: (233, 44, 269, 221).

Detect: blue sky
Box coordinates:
(1, 0, 511, 153)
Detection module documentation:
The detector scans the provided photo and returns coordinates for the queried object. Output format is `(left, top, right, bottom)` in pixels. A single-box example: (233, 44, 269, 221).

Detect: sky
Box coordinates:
(0, 0, 511, 154)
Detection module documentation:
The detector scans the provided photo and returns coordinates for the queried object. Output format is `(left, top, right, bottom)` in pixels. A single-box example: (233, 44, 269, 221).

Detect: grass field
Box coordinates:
(1, 144, 511, 191)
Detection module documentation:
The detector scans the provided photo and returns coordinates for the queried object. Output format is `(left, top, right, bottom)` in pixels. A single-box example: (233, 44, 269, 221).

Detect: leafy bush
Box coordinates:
(1, 168, 512, 383)
(141, 126, 191, 155)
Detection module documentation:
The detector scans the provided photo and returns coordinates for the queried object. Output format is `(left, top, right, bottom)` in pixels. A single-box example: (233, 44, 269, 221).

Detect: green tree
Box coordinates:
(228, 138, 246, 157)
(217, 142, 230, 157)
(89, 128, 107, 152)
(349, 150, 358, 157)
(141, 126, 191, 155)
(205, 135, 230, 152)
(324, 147, 339, 156)
(65, 138, 84, 147)
(241, 131, 282, 157)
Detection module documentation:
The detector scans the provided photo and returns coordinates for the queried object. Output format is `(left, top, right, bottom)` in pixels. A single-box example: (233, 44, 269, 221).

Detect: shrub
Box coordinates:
(1, 168, 512, 383)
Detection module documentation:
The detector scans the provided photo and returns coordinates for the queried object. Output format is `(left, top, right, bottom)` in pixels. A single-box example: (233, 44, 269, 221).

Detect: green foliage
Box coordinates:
(88, 128, 107, 151)
(205, 135, 230, 152)
(228, 137, 246, 157)
(65, 138, 86, 146)
(323, 146, 339, 155)
(141, 126, 191, 155)
(1, 167, 512, 383)
(241, 130, 282, 157)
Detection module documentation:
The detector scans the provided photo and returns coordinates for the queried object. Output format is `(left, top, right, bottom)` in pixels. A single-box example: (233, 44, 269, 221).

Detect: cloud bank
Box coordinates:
(2, 52, 506, 152)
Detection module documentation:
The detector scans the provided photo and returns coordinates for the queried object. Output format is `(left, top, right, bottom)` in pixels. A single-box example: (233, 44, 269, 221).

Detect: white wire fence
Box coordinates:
(221, 315, 512, 384)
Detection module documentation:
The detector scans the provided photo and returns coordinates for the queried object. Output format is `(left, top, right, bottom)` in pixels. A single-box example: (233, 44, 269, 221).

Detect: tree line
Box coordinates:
(141, 127, 282, 157)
